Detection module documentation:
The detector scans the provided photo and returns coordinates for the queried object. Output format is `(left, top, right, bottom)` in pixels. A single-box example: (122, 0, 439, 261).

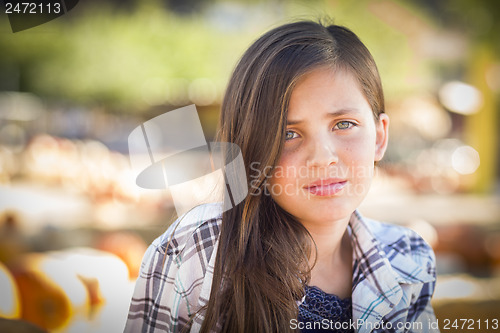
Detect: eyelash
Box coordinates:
(285, 121, 357, 141)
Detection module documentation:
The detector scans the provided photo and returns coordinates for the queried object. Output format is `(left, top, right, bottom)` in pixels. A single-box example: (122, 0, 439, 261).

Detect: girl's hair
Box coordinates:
(200, 20, 384, 333)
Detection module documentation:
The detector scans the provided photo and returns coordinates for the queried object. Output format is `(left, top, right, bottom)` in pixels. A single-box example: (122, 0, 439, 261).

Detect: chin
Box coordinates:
(288, 201, 355, 226)
(316, 205, 354, 222)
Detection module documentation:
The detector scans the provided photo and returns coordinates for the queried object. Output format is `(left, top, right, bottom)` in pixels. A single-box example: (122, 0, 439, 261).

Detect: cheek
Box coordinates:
(270, 154, 297, 184)
(343, 132, 377, 159)
(344, 146, 375, 165)
(340, 139, 377, 177)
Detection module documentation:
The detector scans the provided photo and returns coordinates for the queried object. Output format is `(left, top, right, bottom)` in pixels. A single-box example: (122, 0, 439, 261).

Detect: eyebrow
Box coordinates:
(286, 109, 359, 125)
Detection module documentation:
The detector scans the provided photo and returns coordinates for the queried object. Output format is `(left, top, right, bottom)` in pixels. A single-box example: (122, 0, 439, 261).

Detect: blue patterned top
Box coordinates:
(298, 285, 354, 332)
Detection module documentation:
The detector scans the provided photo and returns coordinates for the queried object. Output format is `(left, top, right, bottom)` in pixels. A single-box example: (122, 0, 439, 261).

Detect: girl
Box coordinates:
(125, 20, 438, 333)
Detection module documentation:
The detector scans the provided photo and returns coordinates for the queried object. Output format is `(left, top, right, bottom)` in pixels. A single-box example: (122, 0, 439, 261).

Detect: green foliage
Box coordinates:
(0, 2, 257, 110)
(3, 0, 493, 111)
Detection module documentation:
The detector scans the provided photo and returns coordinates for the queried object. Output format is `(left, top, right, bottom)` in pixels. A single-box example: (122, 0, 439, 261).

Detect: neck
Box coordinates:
(301, 214, 353, 297)
(304, 215, 351, 265)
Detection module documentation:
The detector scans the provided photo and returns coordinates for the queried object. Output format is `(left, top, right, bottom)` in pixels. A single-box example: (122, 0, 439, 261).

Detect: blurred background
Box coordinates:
(0, 0, 499, 331)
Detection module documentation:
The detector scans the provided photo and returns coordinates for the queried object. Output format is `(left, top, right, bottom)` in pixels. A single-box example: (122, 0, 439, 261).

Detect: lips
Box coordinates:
(304, 178, 347, 196)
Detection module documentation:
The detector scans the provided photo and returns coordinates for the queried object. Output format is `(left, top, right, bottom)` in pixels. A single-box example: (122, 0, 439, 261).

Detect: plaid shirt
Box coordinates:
(125, 203, 438, 333)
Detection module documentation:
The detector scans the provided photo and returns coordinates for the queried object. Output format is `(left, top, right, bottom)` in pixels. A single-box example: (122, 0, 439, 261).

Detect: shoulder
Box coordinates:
(357, 219, 439, 330)
(364, 218, 436, 282)
(125, 203, 223, 332)
(364, 218, 434, 256)
(137, 202, 223, 279)
(153, 203, 223, 260)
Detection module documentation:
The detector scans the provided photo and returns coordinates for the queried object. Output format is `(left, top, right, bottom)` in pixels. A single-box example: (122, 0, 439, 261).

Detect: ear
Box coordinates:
(374, 113, 389, 162)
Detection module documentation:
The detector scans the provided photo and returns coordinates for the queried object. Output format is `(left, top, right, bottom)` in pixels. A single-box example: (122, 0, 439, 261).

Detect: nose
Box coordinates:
(306, 135, 338, 168)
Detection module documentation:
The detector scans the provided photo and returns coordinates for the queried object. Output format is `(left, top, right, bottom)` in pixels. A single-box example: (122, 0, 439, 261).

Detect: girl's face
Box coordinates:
(268, 67, 389, 227)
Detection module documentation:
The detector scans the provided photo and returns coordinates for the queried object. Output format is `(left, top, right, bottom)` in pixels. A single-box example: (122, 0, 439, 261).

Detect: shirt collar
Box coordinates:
(349, 210, 434, 286)
(347, 210, 434, 326)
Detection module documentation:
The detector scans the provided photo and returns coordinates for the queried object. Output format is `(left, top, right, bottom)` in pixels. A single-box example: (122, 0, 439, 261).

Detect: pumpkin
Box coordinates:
(0, 261, 20, 319)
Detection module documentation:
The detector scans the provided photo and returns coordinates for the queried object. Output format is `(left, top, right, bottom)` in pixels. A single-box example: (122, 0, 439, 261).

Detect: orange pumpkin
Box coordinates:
(9, 253, 89, 331)
(0, 261, 20, 319)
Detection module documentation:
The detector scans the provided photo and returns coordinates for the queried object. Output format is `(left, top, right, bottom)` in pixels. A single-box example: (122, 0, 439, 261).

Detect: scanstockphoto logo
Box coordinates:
(127, 105, 248, 219)
(2, 0, 79, 33)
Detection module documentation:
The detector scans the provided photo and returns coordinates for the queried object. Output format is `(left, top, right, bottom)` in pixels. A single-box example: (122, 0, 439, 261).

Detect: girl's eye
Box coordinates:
(334, 121, 355, 130)
(285, 130, 298, 141)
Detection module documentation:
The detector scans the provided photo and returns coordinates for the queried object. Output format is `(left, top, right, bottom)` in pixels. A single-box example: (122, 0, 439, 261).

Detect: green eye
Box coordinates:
(335, 121, 354, 130)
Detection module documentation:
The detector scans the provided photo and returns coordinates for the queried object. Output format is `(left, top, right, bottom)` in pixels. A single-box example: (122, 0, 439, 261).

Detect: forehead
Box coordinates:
(287, 67, 371, 120)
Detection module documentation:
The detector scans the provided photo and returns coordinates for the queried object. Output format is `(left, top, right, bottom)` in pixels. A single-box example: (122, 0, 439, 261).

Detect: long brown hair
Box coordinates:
(201, 20, 385, 332)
